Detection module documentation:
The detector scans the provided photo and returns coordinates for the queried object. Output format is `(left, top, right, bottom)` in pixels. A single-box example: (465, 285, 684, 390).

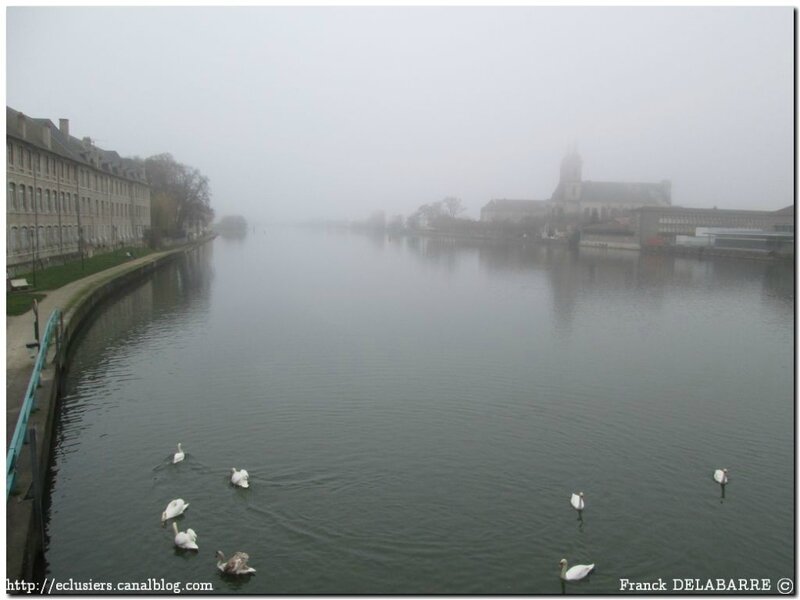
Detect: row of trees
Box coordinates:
(361, 196, 552, 239)
(406, 196, 466, 229)
(143, 153, 214, 245)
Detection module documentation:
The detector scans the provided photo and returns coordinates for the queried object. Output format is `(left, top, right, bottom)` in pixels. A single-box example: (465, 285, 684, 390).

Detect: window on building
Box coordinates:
(9, 183, 16, 211)
(7, 142, 13, 165)
(37, 188, 42, 212)
(46, 190, 51, 213)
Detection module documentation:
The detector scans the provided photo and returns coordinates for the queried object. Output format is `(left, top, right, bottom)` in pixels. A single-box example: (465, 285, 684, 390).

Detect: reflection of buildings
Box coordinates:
(362, 228, 793, 337)
(6, 107, 151, 272)
(471, 238, 792, 332)
(165, 243, 214, 312)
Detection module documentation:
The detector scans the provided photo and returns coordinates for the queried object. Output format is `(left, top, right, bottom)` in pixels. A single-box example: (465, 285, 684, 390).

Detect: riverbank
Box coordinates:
(383, 227, 791, 262)
(5, 234, 215, 583)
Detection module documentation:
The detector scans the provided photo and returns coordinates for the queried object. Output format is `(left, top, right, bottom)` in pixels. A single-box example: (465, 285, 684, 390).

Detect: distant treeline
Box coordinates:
(214, 215, 248, 236)
(351, 198, 555, 240)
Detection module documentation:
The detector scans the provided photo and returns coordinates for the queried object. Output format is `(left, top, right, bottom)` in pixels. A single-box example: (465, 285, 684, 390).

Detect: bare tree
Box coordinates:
(442, 197, 465, 218)
(407, 202, 444, 229)
(144, 154, 214, 237)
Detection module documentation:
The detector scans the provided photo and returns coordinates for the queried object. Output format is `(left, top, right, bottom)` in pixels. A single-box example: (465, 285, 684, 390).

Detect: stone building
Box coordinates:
(550, 147, 671, 221)
(7, 107, 151, 272)
(635, 205, 794, 247)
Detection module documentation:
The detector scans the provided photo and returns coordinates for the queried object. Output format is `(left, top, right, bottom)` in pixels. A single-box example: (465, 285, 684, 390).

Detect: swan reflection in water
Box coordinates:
(714, 468, 729, 503)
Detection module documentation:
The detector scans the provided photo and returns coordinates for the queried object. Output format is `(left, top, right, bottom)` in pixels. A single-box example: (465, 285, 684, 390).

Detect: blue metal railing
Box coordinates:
(6, 309, 61, 498)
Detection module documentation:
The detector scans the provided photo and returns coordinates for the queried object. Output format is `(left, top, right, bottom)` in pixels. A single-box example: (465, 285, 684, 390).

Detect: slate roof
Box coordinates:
(579, 181, 669, 206)
(7, 106, 146, 183)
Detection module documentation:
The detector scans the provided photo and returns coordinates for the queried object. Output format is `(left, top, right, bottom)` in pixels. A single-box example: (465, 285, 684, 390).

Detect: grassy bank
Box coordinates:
(7, 293, 47, 316)
(7, 247, 154, 316)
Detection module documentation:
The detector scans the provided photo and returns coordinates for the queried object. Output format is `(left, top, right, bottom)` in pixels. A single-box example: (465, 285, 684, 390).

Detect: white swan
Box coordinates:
(560, 558, 595, 581)
(172, 522, 198, 550)
(216, 550, 256, 575)
(161, 498, 189, 522)
(570, 492, 585, 511)
(714, 468, 729, 485)
(231, 468, 249, 488)
(173, 443, 185, 464)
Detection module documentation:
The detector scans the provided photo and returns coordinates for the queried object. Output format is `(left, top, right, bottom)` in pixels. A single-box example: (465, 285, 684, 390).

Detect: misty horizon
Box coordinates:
(7, 6, 793, 224)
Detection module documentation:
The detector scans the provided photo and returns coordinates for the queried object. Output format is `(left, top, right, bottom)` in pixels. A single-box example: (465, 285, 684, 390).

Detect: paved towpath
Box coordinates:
(6, 250, 173, 445)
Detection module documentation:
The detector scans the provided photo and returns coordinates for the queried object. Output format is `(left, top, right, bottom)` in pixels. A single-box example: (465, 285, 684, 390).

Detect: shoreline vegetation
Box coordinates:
(213, 215, 248, 239)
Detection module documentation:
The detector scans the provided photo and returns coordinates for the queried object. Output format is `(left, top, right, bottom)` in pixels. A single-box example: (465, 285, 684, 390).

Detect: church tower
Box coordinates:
(559, 144, 582, 202)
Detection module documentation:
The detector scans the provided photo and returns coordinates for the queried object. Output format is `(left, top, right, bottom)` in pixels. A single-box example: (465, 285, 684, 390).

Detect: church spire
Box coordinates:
(559, 143, 582, 185)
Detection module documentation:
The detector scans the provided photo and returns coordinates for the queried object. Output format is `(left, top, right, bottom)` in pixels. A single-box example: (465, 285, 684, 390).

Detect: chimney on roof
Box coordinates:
(17, 113, 26, 139)
(42, 123, 52, 149)
(59, 118, 70, 137)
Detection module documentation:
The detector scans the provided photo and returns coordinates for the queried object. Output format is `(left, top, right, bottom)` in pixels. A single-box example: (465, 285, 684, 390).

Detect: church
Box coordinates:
(480, 147, 672, 225)
(550, 147, 672, 221)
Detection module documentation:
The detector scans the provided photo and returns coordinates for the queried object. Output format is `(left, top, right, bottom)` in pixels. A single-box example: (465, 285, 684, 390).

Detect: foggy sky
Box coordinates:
(6, 7, 793, 223)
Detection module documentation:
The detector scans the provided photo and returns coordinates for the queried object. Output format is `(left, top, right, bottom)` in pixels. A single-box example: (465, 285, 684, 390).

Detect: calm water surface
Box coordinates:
(45, 228, 794, 593)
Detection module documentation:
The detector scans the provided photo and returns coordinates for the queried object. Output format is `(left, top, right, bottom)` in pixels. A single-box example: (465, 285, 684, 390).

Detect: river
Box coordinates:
(44, 227, 794, 594)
